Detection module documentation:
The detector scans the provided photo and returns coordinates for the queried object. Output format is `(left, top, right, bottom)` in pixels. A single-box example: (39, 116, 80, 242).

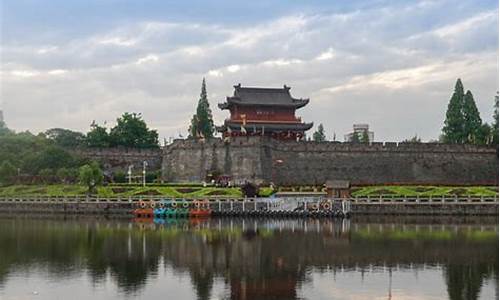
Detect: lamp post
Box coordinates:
(142, 161, 148, 187)
(127, 165, 133, 184)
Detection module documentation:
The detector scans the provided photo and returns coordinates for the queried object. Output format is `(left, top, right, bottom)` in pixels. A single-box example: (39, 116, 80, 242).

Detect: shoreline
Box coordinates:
(0, 196, 497, 216)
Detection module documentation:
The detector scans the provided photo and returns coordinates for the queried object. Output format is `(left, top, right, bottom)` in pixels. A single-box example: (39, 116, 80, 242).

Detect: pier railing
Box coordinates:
(0, 195, 497, 204)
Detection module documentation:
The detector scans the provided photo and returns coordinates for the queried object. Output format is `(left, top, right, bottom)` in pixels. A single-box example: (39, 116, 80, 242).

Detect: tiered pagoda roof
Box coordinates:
(218, 84, 309, 110)
(217, 84, 313, 139)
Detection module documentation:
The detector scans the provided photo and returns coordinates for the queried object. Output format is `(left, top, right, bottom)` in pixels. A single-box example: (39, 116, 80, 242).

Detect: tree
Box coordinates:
(350, 132, 360, 143)
(476, 123, 492, 145)
(56, 167, 71, 184)
(402, 135, 422, 143)
(442, 79, 465, 143)
(189, 78, 215, 138)
(79, 162, 103, 194)
(46, 128, 85, 148)
(0, 161, 16, 185)
(86, 121, 110, 147)
(462, 90, 482, 144)
(493, 92, 499, 147)
(22, 146, 76, 174)
(109, 113, 159, 148)
(39, 168, 54, 184)
(360, 130, 370, 143)
(0, 120, 12, 136)
(312, 123, 326, 142)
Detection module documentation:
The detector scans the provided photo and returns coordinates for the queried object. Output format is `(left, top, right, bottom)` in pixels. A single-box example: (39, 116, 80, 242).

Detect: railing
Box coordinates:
(0, 195, 497, 204)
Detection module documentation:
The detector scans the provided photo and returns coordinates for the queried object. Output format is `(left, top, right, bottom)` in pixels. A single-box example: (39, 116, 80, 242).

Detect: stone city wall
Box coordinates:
(161, 137, 498, 186)
(72, 138, 498, 186)
(74, 147, 163, 172)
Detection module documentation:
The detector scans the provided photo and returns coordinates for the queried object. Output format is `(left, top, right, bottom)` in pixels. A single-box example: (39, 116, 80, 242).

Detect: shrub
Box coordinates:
(0, 161, 16, 185)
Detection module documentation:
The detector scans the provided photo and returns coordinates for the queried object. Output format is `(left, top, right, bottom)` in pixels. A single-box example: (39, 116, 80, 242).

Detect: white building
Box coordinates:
(344, 124, 374, 143)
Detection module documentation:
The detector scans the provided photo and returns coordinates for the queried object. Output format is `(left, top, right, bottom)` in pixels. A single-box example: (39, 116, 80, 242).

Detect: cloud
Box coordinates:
(47, 69, 68, 75)
(1, 1, 498, 143)
(433, 11, 497, 38)
(315, 48, 335, 61)
(226, 64, 241, 73)
(98, 37, 138, 47)
(136, 54, 159, 65)
(10, 70, 40, 78)
(36, 46, 59, 54)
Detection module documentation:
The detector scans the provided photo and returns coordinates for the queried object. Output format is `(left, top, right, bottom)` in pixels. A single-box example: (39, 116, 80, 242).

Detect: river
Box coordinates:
(0, 215, 497, 300)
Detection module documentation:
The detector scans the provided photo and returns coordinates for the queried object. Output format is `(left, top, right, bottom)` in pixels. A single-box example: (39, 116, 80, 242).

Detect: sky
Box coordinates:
(1, 0, 498, 142)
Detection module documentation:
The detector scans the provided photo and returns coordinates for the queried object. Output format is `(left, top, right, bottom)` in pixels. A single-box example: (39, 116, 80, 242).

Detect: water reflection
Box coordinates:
(0, 216, 497, 300)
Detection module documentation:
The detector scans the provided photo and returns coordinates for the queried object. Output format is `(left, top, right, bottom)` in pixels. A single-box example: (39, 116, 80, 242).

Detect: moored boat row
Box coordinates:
(133, 200, 212, 218)
(132, 199, 350, 219)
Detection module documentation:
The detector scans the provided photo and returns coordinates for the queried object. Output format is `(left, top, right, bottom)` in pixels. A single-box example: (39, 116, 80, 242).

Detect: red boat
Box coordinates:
(189, 200, 212, 218)
(132, 208, 154, 218)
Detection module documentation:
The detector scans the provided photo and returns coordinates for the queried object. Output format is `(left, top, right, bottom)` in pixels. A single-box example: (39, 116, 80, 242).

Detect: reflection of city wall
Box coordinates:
(0, 217, 497, 300)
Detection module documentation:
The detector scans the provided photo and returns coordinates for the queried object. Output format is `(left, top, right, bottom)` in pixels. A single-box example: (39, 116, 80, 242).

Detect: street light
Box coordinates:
(127, 165, 134, 184)
(142, 161, 148, 187)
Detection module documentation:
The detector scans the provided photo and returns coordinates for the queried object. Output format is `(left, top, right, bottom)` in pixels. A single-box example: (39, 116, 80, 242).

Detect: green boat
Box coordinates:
(164, 202, 190, 218)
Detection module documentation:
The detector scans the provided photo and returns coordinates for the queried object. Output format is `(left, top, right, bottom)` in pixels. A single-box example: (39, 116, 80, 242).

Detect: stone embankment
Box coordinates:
(0, 196, 497, 216)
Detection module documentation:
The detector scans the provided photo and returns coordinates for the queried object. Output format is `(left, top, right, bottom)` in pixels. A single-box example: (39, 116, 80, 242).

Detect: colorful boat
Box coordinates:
(132, 208, 154, 218)
(132, 199, 212, 219)
(189, 200, 212, 218)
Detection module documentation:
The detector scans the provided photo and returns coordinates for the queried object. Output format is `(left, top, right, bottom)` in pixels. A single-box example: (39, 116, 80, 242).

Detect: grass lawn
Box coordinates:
(0, 184, 497, 198)
(0, 184, 244, 198)
(351, 185, 498, 197)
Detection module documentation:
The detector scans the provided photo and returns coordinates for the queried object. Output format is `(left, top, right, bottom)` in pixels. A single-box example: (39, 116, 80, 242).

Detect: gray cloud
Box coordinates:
(1, 2, 498, 142)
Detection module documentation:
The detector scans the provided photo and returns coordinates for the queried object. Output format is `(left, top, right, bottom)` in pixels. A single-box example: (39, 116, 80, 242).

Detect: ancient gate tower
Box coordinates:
(216, 84, 313, 140)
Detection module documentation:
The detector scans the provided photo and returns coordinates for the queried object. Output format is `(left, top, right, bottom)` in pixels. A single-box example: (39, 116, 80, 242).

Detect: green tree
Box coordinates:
(189, 78, 215, 138)
(86, 121, 110, 147)
(39, 168, 54, 184)
(56, 167, 71, 183)
(462, 90, 482, 144)
(113, 171, 127, 183)
(312, 123, 326, 142)
(476, 123, 492, 145)
(109, 113, 159, 148)
(0, 161, 16, 185)
(22, 146, 76, 174)
(0, 120, 12, 136)
(360, 130, 370, 143)
(402, 135, 422, 143)
(493, 92, 499, 147)
(79, 162, 103, 194)
(442, 79, 465, 143)
(46, 128, 85, 148)
(350, 132, 360, 143)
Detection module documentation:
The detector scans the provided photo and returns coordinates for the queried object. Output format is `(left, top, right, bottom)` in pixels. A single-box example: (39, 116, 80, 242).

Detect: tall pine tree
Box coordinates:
(493, 92, 499, 146)
(462, 90, 482, 143)
(312, 123, 326, 142)
(189, 78, 215, 138)
(442, 79, 465, 143)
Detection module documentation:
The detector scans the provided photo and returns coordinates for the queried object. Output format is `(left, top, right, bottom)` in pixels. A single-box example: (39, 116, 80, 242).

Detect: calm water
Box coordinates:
(0, 216, 497, 300)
